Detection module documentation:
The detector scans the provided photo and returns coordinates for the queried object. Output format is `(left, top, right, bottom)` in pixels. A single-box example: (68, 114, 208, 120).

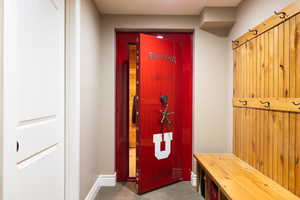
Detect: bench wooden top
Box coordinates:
(194, 153, 300, 200)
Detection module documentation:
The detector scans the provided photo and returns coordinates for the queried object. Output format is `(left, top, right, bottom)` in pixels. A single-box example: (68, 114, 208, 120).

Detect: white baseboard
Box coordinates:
(84, 178, 100, 200)
(98, 174, 116, 187)
(84, 173, 116, 200)
(191, 171, 197, 187)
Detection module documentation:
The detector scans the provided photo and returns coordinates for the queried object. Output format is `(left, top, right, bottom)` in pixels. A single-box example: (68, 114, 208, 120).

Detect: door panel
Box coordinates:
(136, 34, 182, 194)
(17, 119, 59, 162)
(17, 145, 64, 200)
(11, 0, 65, 199)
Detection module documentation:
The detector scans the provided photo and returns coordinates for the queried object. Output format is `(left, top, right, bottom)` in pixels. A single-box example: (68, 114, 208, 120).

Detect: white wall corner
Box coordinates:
(84, 173, 116, 200)
(191, 171, 197, 187)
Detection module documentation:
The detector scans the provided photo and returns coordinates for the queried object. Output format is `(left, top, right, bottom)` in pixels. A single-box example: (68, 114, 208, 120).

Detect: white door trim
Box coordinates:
(3, 1, 19, 199)
(0, 0, 3, 197)
(1, 0, 81, 199)
(65, 0, 81, 200)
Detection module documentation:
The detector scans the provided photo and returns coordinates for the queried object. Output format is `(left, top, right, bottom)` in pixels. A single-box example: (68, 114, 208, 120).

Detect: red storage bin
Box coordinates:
(208, 181, 219, 200)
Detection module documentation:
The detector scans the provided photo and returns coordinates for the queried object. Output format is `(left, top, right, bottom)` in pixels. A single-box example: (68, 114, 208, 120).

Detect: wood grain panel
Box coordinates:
(233, 13, 300, 198)
(129, 45, 137, 148)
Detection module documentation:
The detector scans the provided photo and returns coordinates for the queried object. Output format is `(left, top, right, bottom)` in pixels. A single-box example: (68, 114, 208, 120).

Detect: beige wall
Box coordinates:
(98, 15, 232, 174)
(80, 0, 102, 199)
(227, 0, 295, 151)
(0, 0, 3, 198)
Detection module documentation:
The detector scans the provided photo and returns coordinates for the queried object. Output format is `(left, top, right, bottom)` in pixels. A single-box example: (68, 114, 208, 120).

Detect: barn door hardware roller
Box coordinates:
(274, 11, 288, 19)
(260, 101, 270, 108)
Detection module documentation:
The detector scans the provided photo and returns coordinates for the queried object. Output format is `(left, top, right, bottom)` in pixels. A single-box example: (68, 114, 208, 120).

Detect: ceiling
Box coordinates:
(95, 0, 242, 15)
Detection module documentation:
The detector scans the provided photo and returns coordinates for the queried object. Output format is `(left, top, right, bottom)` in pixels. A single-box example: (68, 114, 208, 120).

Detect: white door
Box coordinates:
(3, 0, 65, 199)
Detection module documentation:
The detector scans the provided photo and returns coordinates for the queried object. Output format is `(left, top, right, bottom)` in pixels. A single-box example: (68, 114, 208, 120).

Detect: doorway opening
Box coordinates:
(115, 32, 193, 191)
(128, 44, 137, 178)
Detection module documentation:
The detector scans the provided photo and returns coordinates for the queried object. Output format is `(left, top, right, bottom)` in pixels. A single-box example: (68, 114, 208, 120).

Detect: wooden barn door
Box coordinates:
(232, 5, 300, 197)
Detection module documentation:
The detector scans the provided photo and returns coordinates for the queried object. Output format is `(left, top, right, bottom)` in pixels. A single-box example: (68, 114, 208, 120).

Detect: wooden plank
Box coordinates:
(245, 43, 250, 163)
(279, 23, 285, 98)
(237, 108, 241, 158)
(264, 31, 269, 98)
(273, 24, 280, 183)
(264, 110, 269, 175)
(274, 26, 279, 98)
(261, 34, 265, 98)
(278, 23, 285, 187)
(296, 14, 300, 97)
(232, 1, 300, 49)
(282, 19, 290, 190)
(243, 44, 247, 98)
(284, 20, 290, 98)
(241, 108, 245, 160)
(259, 109, 264, 171)
(253, 38, 257, 98)
(283, 113, 290, 189)
(289, 16, 297, 193)
(253, 109, 258, 169)
(290, 16, 297, 98)
(233, 49, 237, 98)
(296, 114, 300, 196)
(278, 112, 284, 185)
(259, 34, 265, 173)
(268, 29, 274, 179)
(255, 36, 260, 171)
(272, 111, 279, 182)
(269, 29, 275, 98)
(289, 113, 296, 193)
(295, 14, 300, 197)
(238, 47, 242, 98)
(263, 32, 269, 175)
(193, 154, 300, 200)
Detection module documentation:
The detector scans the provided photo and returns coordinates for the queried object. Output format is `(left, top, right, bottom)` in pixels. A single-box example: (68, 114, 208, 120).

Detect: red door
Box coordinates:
(136, 34, 182, 194)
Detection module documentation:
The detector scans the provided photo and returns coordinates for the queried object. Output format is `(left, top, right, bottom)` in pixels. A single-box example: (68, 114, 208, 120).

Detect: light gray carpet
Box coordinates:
(96, 182, 200, 200)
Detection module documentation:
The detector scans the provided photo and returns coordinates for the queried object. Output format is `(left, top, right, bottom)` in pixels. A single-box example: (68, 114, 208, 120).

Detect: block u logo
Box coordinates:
(153, 132, 173, 160)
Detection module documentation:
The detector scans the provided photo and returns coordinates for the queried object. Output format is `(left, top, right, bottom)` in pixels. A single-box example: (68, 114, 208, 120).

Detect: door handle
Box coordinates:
(160, 109, 175, 125)
(16, 141, 20, 152)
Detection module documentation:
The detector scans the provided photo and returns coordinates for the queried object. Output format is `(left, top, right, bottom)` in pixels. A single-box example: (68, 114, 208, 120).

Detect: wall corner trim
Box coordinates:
(84, 173, 116, 200)
(191, 171, 197, 187)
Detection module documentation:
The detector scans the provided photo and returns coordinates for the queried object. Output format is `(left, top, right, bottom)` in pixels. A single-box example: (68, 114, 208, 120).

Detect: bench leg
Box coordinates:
(196, 162, 201, 193)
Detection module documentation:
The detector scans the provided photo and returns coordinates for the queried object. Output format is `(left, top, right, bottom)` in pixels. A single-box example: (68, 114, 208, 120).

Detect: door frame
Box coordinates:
(115, 31, 194, 183)
(1, 0, 81, 199)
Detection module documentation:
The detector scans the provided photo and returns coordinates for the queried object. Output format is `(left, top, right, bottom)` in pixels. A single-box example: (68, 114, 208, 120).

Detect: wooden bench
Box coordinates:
(194, 153, 300, 200)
